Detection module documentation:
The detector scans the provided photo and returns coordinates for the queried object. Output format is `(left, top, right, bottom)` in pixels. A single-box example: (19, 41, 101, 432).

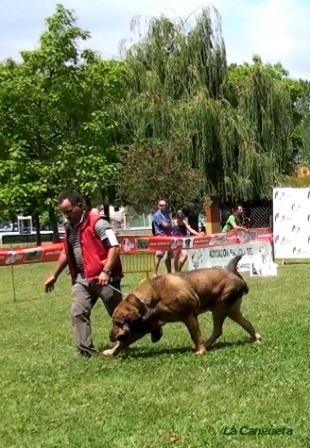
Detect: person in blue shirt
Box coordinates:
(152, 199, 173, 276)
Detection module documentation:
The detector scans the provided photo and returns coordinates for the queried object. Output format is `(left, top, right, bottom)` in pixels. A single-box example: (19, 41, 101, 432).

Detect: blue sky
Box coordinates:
(0, 0, 309, 79)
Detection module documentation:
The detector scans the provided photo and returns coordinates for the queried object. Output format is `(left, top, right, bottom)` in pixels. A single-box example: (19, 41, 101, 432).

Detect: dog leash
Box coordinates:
(89, 278, 129, 298)
(107, 283, 147, 305)
(107, 283, 126, 296)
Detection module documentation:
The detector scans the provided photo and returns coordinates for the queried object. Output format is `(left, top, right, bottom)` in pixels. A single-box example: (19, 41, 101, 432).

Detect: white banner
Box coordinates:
(188, 241, 273, 272)
(273, 187, 310, 259)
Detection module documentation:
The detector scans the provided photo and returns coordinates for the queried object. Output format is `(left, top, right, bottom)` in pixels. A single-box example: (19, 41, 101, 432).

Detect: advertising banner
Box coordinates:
(188, 241, 273, 272)
(273, 188, 310, 258)
(0, 229, 273, 268)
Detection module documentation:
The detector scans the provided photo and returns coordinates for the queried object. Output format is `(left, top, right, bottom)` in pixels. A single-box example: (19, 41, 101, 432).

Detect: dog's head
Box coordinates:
(110, 294, 153, 342)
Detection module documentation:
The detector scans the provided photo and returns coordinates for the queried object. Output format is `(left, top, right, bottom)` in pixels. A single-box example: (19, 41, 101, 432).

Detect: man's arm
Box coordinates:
(161, 220, 172, 229)
(103, 246, 120, 273)
(183, 220, 200, 236)
(95, 219, 120, 284)
(52, 250, 68, 278)
(229, 216, 245, 230)
(45, 250, 67, 292)
(154, 213, 171, 230)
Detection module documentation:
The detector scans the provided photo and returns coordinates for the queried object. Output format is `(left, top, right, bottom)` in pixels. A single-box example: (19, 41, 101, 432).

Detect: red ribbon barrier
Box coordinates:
(0, 228, 272, 267)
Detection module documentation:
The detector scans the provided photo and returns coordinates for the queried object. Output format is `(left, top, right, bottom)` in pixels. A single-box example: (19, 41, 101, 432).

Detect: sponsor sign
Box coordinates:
(273, 187, 310, 258)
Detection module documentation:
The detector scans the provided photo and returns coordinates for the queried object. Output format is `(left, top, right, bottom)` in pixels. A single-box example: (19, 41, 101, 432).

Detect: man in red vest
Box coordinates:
(44, 190, 123, 358)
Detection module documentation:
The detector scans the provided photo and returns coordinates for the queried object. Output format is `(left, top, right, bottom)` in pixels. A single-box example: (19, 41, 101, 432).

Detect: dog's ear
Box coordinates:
(141, 307, 156, 321)
(125, 309, 141, 322)
(127, 294, 156, 322)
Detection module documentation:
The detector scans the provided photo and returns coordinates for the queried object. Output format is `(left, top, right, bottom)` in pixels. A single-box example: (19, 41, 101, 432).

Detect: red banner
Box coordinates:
(0, 243, 64, 267)
(119, 228, 272, 254)
(0, 228, 273, 267)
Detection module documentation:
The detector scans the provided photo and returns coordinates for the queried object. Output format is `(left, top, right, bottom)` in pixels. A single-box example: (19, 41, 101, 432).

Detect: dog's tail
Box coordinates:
(226, 254, 242, 274)
(226, 255, 249, 295)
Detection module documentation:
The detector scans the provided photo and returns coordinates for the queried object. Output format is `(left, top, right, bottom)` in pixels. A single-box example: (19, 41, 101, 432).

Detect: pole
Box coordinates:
(11, 265, 17, 302)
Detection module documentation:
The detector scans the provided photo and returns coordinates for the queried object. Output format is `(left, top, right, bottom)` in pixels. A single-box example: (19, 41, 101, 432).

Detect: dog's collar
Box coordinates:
(132, 293, 155, 321)
(132, 293, 147, 305)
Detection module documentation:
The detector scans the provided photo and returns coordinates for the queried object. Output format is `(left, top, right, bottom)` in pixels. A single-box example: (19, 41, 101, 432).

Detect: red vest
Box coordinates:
(64, 212, 123, 283)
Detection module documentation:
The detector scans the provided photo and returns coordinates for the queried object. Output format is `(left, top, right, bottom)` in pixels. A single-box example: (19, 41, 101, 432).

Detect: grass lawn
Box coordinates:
(0, 261, 309, 448)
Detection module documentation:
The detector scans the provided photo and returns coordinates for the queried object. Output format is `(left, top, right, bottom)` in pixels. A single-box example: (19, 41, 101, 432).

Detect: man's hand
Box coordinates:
(98, 271, 110, 286)
(44, 251, 67, 293)
(45, 275, 57, 293)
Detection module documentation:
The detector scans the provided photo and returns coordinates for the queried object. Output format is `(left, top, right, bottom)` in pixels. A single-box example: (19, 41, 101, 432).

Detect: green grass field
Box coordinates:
(0, 261, 309, 448)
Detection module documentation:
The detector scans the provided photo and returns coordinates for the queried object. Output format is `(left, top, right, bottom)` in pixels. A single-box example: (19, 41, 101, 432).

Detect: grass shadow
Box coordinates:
(98, 337, 255, 359)
(207, 338, 257, 351)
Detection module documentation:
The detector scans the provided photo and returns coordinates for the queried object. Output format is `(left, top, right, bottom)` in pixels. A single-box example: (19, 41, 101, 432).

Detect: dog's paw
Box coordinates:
(102, 348, 116, 357)
(253, 333, 262, 343)
(195, 347, 206, 355)
(151, 327, 163, 343)
(102, 342, 121, 357)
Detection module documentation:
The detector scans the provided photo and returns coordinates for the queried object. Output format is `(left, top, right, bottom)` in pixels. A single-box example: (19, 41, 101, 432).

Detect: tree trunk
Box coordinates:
(187, 210, 199, 232)
(34, 214, 42, 246)
(49, 207, 60, 243)
(85, 195, 92, 211)
(101, 188, 110, 221)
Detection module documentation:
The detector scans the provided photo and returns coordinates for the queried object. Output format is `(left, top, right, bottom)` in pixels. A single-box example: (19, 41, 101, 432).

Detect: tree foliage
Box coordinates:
(226, 57, 304, 192)
(0, 3, 308, 229)
(117, 7, 305, 206)
(0, 4, 127, 222)
(116, 139, 205, 213)
(296, 80, 310, 163)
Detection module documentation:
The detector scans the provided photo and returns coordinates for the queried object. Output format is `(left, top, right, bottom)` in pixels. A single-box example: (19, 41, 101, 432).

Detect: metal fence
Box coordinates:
(220, 201, 273, 229)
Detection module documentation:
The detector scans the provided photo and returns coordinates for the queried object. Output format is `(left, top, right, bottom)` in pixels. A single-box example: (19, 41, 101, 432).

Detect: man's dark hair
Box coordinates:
(59, 190, 84, 206)
(234, 203, 243, 211)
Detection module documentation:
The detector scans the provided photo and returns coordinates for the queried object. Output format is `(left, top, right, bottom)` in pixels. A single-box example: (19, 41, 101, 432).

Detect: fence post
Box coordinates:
(11, 265, 17, 302)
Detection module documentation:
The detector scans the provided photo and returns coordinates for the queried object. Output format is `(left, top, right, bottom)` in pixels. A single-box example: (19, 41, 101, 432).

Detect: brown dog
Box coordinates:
(104, 255, 261, 356)
(104, 274, 203, 356)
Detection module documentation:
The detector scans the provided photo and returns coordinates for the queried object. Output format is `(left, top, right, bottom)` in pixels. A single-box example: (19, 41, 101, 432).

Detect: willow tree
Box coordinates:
(117, 6, 300, 208)
(295, 79, 310, 163)
(226, 58, 303, 196)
